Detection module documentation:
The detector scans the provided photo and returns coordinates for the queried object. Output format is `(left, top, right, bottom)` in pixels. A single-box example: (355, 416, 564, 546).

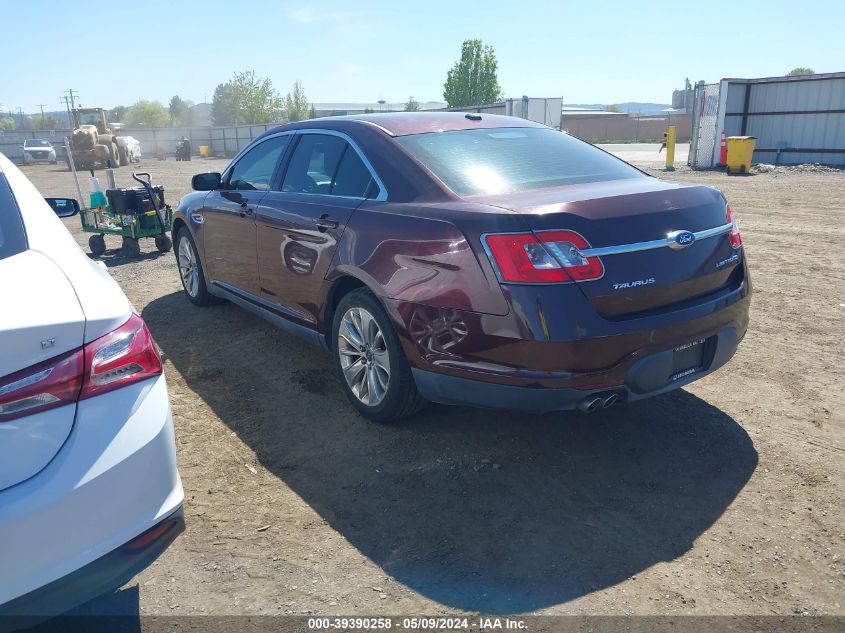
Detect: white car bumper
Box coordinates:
(0, 374, 184, 613)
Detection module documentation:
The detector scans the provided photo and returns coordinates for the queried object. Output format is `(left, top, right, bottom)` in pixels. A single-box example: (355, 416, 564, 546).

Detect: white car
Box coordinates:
(21, 139, 57, 165)
(124, 136, 142, 163)
(0, 153, 183, 617)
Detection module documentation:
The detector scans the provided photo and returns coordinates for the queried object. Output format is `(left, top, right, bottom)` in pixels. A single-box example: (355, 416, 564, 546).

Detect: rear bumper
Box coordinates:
(412, 325, 743, 412)
(0, 507, 184, 620)
(0, 374, 184, 612)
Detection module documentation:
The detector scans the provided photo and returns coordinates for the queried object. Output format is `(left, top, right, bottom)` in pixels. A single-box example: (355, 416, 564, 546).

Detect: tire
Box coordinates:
(155, 234, 173, 253)
(89, 234, 106, 256)
(50, 160, 57, 165)
(108, 143, 120, 169)
(120, 237, 140, 257)
(175, 227, 217, 306)
(117, 143, 128, 166)
(332, 288, 426, 422)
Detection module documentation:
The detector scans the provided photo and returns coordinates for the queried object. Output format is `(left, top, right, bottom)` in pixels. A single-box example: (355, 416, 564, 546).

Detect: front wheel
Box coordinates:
(175, 227, 217, 306)
(332, 289, 426, 422)
(89, 234, 106, 256)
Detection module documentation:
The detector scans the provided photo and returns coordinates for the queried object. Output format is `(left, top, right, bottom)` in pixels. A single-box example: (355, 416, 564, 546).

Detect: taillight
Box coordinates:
(0, 314, 162, 422)
(727, 205, 743, 249)
(483, 231, 603, 283)
(81, 314, 163, 399)
(0, 350, 84, 422)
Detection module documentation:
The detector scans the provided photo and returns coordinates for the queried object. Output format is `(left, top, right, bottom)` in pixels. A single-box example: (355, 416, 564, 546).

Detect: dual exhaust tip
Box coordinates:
(577, 392, 620, 413)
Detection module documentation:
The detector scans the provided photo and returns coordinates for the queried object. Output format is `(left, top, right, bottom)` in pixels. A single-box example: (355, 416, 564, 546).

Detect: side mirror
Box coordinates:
(45, 197, 80, 217)
(192, 172, 222, 191)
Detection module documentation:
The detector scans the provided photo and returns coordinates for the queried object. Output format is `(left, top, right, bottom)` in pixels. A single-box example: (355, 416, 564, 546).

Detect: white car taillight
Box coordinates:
(0, 315, 162, 422)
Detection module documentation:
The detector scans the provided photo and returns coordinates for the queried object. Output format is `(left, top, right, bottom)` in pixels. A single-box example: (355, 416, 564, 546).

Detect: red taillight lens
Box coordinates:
(0, 350, 84, 422)
(484, 231, 603, 283)
(727, 205, 742, 249)
(80, 313, 163, 400)
(0, 315, 161, 422)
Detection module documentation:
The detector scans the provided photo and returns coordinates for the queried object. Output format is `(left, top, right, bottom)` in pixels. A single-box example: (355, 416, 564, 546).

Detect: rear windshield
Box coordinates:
(24, 140, 51, 148)
(395, 127, 644, 196)
(0, 174, 28, 260)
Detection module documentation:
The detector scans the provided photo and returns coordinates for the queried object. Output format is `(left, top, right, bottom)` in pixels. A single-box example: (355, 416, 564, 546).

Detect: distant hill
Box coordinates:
(564, 102, 672, 115)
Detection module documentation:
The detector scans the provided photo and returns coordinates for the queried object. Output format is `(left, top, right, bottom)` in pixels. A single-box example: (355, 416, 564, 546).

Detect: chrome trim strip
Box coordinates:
(576, 223, 734, 257)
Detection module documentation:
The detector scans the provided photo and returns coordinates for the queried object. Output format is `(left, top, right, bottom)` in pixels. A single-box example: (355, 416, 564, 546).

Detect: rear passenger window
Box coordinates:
(282, 134, 377, 198)
(0, 175, 28, 261)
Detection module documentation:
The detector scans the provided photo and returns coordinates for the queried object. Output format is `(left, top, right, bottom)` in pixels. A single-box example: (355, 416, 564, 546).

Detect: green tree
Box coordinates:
(787, 67, 815, 76)
(32, 114, 61, 129)
(443, 39, 503, 108)
(169, 95, 189, 125)
(404, 96, 420, 112)
(212, 71, 283, 125)
(0, 117, 14, 132)
(108, 105, 127, 123)
(284, 80, 311, 122)
(124, 100, 172, 127)
(211, 83, 233, 125)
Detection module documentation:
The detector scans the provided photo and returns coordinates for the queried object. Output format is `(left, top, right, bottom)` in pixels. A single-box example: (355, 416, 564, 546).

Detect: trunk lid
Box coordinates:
(0, 250, 85, 491)
(479, 178, 743, 318)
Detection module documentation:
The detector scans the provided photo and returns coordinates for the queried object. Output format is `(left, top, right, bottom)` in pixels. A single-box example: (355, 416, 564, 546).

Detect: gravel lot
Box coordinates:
(18, 156, 844, 617)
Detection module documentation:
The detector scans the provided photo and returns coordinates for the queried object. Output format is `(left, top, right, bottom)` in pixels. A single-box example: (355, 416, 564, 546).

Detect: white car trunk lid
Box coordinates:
(0, 250, 85, 490)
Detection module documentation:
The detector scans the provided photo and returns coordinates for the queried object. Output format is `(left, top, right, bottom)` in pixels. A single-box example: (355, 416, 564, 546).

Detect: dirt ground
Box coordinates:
(19, 156, 844, 617)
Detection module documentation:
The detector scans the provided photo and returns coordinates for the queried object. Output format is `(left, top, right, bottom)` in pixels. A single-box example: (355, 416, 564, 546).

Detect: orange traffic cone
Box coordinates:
(719, 130, 727, 166)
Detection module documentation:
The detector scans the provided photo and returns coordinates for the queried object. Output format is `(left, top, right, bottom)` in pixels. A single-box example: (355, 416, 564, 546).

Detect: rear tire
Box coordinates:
(89, 234, 106, 256)
(175, 227, 217, 306)
(108, 143, 120, 169)
(121, 237, 140, 257)
(332, 288, 426, 423)
(155, 235, 173, 253)
(118, 143, 129, 166)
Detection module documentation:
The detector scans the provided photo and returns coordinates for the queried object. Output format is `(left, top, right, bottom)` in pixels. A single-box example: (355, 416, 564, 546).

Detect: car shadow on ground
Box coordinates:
(144, 292, 758, 614)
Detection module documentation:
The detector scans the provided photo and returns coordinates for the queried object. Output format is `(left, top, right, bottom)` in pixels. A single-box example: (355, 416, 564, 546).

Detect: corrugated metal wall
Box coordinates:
(722, 72, 845, 166)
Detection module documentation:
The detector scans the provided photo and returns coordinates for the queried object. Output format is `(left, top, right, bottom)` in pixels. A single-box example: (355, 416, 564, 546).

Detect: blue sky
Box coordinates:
(2, 0, 843, 113)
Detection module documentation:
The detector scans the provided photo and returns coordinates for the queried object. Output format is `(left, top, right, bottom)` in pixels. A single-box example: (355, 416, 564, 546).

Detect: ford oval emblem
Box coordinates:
(668, 230, 696, 250)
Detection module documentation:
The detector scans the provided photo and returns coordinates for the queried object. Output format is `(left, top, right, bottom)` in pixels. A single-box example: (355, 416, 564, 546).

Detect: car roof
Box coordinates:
(268, 112, 549, 138)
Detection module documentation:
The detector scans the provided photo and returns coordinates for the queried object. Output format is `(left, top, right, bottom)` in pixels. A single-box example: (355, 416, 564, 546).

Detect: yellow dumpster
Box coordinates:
(726, 136, 756, 174)
(198, 145, 209, 158)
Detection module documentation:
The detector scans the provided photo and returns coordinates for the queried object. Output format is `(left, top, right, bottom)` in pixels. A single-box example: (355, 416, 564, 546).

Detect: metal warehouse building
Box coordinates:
(689, 71, 845, 168)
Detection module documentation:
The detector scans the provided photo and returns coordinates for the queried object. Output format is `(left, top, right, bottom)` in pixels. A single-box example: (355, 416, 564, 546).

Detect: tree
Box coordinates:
(211, 83, 233, 125)
(787, 67, 815, 76)
(124, 100, 172, 127)
(108, 105, 127, 123)
(404, 96, 420, 112)
(212, 70, 282, 125)
(169, 95, 189, 125)
(32, 114, 61, 130)
(310, 105, 317, 119)
(284, 80, 311, 122)
(443, 39, 503, 108)
(0, 118, 14, 132)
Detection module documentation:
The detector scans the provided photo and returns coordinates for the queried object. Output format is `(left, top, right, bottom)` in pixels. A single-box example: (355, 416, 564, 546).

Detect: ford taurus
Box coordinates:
(173, 113, 750, 422)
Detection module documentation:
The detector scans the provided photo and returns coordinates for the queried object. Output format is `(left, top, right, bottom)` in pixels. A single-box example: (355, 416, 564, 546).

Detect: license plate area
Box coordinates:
(669, 338, 706, 381)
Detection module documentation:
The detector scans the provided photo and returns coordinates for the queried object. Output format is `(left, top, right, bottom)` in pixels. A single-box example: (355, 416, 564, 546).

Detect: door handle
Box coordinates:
(315, 214, 339, 232)
(239, 207, 253, 218)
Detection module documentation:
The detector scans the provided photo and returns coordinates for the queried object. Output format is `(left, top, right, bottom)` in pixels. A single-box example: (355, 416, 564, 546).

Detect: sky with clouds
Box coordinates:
(2, 0, 842, 113)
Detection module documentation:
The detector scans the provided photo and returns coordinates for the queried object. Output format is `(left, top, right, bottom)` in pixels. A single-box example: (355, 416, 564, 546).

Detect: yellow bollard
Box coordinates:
(659, 125, 676, 171)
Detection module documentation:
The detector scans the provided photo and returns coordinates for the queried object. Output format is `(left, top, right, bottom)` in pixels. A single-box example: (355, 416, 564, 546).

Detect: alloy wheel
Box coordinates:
(338, 307, 391, 406)
(178, 237, 199, 298)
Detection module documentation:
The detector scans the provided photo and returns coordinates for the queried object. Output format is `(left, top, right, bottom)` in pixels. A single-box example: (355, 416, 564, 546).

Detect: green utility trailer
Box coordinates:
(81, 172, 173, 257)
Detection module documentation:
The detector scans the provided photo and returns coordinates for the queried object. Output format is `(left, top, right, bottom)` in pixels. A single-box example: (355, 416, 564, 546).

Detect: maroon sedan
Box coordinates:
(173, 113, 750, 422)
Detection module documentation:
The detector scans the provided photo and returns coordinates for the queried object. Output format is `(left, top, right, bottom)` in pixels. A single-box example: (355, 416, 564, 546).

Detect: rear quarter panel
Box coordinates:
(329, 203, 514, 316)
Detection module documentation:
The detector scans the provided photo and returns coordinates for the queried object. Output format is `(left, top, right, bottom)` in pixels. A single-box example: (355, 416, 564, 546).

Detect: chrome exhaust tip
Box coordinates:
(577, 396, 603, 413)
(601, 393, 620, 408)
